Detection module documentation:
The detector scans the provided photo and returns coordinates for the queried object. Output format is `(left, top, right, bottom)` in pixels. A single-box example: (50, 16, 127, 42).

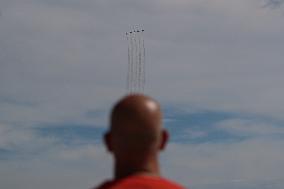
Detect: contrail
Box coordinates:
(125, 28, 146, 93)
(137, 30, 141, 92)
(126, 33, 131, 92)
(130, 31, 135, 93)
(134, 30, 139, 92)
(141, 30, 146, 92)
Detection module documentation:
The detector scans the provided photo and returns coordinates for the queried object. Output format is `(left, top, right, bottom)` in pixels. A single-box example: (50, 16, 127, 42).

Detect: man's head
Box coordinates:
(104, 94, 168, 166)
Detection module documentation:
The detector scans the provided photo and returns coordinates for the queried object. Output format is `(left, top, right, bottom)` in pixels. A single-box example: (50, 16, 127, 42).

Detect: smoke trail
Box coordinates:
(130, 31, 134, 93)
(133, 30, 138, 92)
(135, 29, 140, 92)
(126, 33, 131, 92)
(125, 28, 145, 93)
(142, 30, 146, 92)
(138, 30, 142, 93)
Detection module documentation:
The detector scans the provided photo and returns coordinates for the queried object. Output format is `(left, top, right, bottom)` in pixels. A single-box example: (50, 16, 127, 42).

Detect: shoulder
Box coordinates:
(147, 176, 186, 189)
(93, 181, 113, 189)
(94, 176, 186, 189)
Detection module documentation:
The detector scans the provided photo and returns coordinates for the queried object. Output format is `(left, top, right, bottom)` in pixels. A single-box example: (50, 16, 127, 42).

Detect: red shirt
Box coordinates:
(94, 175, 186, 189)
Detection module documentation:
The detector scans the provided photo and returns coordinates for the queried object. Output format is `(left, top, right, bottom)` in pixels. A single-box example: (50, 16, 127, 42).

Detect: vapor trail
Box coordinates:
(138, 30, 142, 92)
(126, 33, 131, 92)
(125, 28, 145, 93)
(142, 30, 145, 92)
(130, 31, 135, 93)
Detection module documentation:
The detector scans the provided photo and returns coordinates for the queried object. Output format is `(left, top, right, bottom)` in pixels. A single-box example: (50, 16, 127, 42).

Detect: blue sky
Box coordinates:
(1, 0, 284, 188)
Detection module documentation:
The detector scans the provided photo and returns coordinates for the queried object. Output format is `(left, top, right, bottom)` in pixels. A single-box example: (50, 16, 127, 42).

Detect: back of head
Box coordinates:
(97, 94, 184, 188)
(109, 94, 163, 155)
(103, 94, 170, 180)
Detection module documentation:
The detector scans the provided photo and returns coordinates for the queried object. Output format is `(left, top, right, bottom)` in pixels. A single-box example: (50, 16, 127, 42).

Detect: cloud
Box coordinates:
(2, 117, 284, 189)
(263, 0, 284, 8)
(162, 139, 284, 188)
(186, 129, 209, 139)
(0, 123, 57, 155)
(1, 0, 284, 128)
(0, 122, 111, 189)
(0, 144, 112, 189)
(1, 0, 284, 188)
(216, 118, 284, 137)
(0, 0, 127, 127)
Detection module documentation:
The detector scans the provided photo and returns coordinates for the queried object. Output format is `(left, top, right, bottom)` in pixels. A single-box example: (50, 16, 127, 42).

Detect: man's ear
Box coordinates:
(159, 129, 169, 151)
(104, 131, 113, 152)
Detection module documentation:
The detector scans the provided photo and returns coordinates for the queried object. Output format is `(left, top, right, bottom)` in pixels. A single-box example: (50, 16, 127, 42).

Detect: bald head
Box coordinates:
(111, 94, 161, 132)
(104, 94, 168, 178)
(105, 94, 167, 155)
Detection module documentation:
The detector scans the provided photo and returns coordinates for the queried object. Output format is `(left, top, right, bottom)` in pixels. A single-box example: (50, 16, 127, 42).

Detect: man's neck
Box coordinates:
(114, 156, 160, 180)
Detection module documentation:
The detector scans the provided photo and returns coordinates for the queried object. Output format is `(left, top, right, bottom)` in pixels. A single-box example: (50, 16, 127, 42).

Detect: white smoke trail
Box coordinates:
(126, 28, 145, 93)
(137, 30, 142, 93)
(133, 29, 139, 93)
(142, 30, 146, 92)
(130, 31, 135, 93)
(126, 33, 131, 92)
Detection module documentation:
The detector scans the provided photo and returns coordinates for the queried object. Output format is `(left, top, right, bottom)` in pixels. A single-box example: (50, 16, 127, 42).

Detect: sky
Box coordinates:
(1, 0, 284, 188)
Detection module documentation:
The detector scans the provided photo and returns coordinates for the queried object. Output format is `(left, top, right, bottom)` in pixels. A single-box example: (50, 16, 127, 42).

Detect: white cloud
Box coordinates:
(2, 121, 284, 189)
(0, 122, 112, 189)
(0, 146, 112, 189)
(162, 139, 284, 188)
(56, 145, 102, 160)
(186, 129, 208, 139)
(263, 0, 284, 8)
(1, 0, 284, 127)
(1, 0, 127, 127)
(0, 123, 56, 151)
(216, 118, 284, 136)
(1, 0, 284, 188)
